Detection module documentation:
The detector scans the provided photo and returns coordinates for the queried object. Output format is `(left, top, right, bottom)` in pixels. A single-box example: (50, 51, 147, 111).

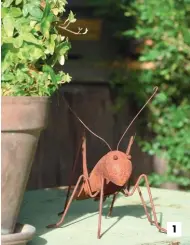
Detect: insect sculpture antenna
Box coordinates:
(62, 96, 112, 151)
(117, 87, 158, 150)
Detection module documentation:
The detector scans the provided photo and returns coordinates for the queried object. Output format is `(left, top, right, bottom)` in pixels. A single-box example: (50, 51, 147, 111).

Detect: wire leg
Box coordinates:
(57, 185, 73, 216)
(137, 186, 157, 225)
(47, 175, 100, 229)
(97, 177, 105, 239)
(123, 174, 167, 233)
(58, 134, 84, 216)
(107, 193, 117, 217)
(47, 175, 84, 228)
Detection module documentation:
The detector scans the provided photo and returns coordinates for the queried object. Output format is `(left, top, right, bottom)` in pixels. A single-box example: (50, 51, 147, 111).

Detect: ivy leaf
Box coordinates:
(41, 0, 51, 19)
(10, 7, 22, 17)
(49, 40, 71, 66)
(42, 65, 57, 84)
(3, 0, 14, 7)
(29, 45, 44, 60)
(15, 17, 31, 32)
(17, 44, 43, 61)
(62, 73, 71, 82)
(13, 36, 23, 48)
(3, 14, 15, 37)
(15, 0, 23, 5)
(68, 11, 76, 23)
(45, 34, 57, 54)
(2, 49, 18, 72)
(22, 4, 29, 17)
(22, 33, 39, 44)
(2, 35, 13, 44)
(41, 14, 54, 39)
(58, 41, 71, 55)
(1, 8, 9, 18)
(52, 8, 59, 15)
(28, 6, 43, 21)
(2, 73, 15, 81)
(41, 1, 54, 39)
(58, 55, 65, 65)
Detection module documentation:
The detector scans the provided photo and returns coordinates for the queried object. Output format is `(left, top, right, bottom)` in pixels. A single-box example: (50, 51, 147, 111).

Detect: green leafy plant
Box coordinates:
(1, 0, 87, 96)
(122, 0, 190, 188)
(92, 0, 190, 188)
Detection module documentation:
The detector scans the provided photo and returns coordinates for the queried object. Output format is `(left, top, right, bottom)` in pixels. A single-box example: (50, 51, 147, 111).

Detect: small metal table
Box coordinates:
(18, 187, 190, 245)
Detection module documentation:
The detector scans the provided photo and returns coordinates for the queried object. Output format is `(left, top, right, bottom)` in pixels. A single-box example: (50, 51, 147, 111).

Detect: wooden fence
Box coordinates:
(27, 84, 153, 190)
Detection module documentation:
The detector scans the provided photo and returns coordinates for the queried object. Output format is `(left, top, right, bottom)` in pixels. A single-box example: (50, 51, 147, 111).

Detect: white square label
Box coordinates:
(167, 222, 182, 237)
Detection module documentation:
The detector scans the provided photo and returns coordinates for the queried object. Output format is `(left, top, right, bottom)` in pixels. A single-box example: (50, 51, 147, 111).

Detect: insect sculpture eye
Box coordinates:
(113, 155, 118, 160)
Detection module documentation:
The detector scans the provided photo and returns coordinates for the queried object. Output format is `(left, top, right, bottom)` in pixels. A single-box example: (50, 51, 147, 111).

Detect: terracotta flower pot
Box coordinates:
(1, 96, 49, 236)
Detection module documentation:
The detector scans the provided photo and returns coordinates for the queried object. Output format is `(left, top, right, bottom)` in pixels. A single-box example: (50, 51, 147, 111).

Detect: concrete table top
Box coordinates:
(18, 187, 190, 245)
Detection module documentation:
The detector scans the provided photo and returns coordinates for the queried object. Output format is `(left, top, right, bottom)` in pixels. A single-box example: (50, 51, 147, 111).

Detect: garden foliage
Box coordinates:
(1, 0, 82, 95)
(92, 0, 190, 188)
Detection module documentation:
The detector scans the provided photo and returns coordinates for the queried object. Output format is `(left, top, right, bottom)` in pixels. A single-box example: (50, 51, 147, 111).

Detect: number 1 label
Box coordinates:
(167, 222, 182, 237)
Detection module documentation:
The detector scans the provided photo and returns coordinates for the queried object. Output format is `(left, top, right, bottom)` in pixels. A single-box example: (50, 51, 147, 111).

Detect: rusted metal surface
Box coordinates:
(1, 97, 49, 235)
(46, 87, 167, 239)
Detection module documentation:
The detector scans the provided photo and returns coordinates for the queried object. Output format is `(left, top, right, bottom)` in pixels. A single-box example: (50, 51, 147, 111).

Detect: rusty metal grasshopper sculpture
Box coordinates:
(47, 87, 167, 238)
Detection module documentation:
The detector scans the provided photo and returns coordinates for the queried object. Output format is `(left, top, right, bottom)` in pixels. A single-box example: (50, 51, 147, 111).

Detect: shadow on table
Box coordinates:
(28, 236, 47, 245)
(19, 189, 163, 244)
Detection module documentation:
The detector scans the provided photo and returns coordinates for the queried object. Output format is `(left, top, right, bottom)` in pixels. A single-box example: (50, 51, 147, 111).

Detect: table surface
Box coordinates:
(18, 186, 190, 245)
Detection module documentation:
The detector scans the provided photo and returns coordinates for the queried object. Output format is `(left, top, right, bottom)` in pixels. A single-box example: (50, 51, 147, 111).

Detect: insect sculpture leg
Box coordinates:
(107, 193, 117, 217)
(82, 131, 88, 177)
(137, 186, 158, 225)
(58, 131, 85, 216)
(74, 130, 89, 197)
(46, 175, 100, 229)
(123, 174, 167, 233)
(47, 131, 102, 229)
(98, 177, 105, 239)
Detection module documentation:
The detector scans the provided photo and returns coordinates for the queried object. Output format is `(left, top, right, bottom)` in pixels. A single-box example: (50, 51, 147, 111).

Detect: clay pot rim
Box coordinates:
(2, 96, 51, 104)
(1, 223, 36, 243)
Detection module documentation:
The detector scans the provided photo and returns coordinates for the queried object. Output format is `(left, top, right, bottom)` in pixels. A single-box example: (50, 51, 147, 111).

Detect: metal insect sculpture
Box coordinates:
(47, 87, 167, 238)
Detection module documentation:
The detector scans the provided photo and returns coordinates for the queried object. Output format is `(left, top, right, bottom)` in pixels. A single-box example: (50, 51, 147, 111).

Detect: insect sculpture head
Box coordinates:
(103, 150, 132, 186)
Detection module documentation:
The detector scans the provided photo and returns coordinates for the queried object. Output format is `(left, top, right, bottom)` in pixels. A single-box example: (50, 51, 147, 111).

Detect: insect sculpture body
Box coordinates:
(47, 87, 167, 238)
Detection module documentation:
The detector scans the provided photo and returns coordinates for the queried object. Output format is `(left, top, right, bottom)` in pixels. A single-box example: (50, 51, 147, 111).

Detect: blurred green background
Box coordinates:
(89, 0, 190, 190)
